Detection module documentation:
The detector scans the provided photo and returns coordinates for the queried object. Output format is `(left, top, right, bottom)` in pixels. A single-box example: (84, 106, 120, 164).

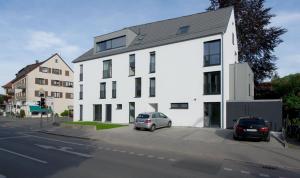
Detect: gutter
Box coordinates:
(221, 33, 225, 129)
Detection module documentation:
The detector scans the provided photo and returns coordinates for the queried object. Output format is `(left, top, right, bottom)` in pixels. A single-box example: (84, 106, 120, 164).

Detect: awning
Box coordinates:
(29, 106, 51, 113)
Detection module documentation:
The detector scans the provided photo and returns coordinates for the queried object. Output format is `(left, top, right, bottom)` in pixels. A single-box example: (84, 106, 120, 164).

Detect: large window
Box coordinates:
(96, 36, 126, 52)
(52, 68, 62, 75)
(112, 81, 116, 99)
(204, 71, 221, 95)
(100, 82, 106, 99)
(80, 64, 83, 81)
(79, 84, 83, 100)
(204, 40, 221, 66)
(149, 77, 155, 97)
(103, 60, 112, 78)
(35, 78, 48, 85)
(150, 52, 156, 73)
(135, 78, 141, 98)
(129, 54, 135, 76)
(171, 103, 189, 109)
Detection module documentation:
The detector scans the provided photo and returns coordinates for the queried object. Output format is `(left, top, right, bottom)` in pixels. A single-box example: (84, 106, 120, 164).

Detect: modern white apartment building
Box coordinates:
(2, 53, 74, 117)
(73, 7, 254, 128)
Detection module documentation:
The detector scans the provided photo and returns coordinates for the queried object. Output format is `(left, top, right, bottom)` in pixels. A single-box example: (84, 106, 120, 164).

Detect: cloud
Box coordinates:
(273, 12, 300, 25)
(26, 31, 80, 58)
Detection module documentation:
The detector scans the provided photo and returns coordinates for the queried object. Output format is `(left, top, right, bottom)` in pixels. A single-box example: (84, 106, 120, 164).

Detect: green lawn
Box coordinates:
(64, 121, 126, 130)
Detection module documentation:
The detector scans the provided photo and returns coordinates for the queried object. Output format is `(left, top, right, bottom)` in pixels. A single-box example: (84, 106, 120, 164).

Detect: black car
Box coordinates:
(233, 117, 270, 142)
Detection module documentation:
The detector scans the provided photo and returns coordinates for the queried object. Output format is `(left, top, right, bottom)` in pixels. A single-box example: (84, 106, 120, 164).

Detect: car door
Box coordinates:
(159, 113, 168, 127)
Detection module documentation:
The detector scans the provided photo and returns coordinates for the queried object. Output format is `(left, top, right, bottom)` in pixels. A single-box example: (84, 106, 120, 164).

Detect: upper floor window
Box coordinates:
(100, 82, 106, 99)
(51, 92, 63, 98)
(63, 81, 73, 88)
(66, 93, 73, 99)
(204, 71, 221, 95)
(135, 78, 141, 98)
(51, 80, 62, 86)
(112, 81, 116, 98)
(129, 54, 135, 76)
(52, 68, 62, 75)
(35, 78, 48, 85)
(65, 70, 70, 76)
(149, 77, 156, 97)
(150, 52, 156, 73)
(39, 67, 50, 73)
(80, 64, 83, 81)
(103, 60, 112, 79)
(79, 84, 83, 100)
(204, 40, 221, 67)
(96, 36, 126, 52)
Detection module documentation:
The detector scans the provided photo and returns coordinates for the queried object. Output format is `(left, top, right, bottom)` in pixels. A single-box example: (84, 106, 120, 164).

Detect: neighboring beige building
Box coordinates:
(3, 53, 73, 117)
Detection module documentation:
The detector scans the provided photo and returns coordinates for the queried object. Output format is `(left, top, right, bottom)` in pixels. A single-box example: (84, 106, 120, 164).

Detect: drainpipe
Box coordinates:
(221, 33, 224, 129)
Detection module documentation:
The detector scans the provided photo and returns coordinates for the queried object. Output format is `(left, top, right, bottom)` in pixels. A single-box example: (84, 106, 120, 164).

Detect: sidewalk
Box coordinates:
(40, 124, 300, 171)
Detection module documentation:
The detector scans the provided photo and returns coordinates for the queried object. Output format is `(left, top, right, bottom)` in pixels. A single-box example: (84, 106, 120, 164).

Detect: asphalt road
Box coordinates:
(0, 120, 300, 178)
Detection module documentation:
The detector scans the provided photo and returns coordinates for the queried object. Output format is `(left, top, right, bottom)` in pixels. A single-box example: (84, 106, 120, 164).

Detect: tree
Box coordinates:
(207, 0, 286, 83)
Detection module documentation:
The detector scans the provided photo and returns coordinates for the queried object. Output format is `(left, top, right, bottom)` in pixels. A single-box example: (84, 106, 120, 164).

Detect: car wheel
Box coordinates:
(167, 121, 172, 128)
(134, 127, 140, 130)
(150, 125, 156, 132)
(233, 134, 238, 140)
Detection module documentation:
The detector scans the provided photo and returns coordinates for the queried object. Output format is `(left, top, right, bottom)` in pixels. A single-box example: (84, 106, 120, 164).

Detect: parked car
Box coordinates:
(296, 126, 300, 141)
(233, 117, 270, 142)
(134, 112, 172, 132)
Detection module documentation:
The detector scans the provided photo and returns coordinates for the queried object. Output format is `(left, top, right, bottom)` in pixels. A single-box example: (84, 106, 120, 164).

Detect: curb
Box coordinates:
(271, 132, 287, 148)
(38, 130, 98, 141)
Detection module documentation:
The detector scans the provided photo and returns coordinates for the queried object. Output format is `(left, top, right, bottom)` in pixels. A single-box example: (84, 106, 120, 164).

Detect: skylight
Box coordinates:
(177, 25, 190, 35)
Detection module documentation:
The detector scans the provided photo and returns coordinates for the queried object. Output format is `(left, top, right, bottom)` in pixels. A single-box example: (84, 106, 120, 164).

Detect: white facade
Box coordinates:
(73, 9, 252, 128)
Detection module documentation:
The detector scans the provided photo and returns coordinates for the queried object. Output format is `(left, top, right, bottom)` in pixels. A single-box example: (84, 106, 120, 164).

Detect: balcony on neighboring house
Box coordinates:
(15, 83, 26, 89)
(6, 88, 14, 95)
(15, 93, 26, 101)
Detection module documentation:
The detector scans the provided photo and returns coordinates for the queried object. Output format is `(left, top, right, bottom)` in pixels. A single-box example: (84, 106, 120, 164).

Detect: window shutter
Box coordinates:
(39, 67, 42, 72)
(60, 81, 63, 86)
(48, 68, 51, 73)
(35, 78, 38, 84)
(45, 91, 48, 97)
(60, 70, 62, 75)
(45, 79, 48, 85)
(60, 92, 63, 98)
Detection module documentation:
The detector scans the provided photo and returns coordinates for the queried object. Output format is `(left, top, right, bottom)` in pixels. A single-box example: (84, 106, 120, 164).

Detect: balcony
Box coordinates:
(6, 88, 14, 95)
(15, 83, 26, 89)
(15, 94, 26, 101)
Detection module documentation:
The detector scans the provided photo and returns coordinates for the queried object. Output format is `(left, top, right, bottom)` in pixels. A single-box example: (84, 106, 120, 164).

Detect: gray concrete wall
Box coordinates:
(226, 100, 282, 131)
(229, 63, 254, 100)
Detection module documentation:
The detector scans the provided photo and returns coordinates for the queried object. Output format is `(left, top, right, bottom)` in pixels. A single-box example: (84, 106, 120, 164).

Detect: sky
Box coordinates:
(0, 0, 299, 94)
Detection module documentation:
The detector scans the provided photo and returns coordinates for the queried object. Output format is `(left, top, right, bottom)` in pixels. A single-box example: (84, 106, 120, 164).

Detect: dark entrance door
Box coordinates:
(204, 102, 221, 128)
(129, 102, 135, 123)
(106, 104, 112, 122)
(94, 104, 102, 121)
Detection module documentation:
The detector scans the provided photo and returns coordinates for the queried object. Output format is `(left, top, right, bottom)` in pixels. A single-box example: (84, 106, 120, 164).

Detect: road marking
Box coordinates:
(112, 149, 118, 152)
(137, 153, 144, 156)
(24, 134, 87, 146)
(0, 135, 30, 140)
(129, 152, 135, 155)
(0, 174, 6, 178)
(168, 158, 177, 162)
(259, 173, 270, 177)
(241, 170, 250, 174)
(35, 144, 92, 158)
(105, 147, 111, 151)
(147, 155, 154, 158)
(120, 150, 127, 153)
(157, 156, 165, 160)
(224, 168, 233, 171)
(0, 147, 47, 164)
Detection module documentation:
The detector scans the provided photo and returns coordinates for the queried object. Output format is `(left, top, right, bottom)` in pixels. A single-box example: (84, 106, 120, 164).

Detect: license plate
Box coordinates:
(246, 129, 257, 132)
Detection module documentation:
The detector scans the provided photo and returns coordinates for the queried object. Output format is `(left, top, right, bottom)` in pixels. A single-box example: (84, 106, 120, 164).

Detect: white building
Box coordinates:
(73, 7, 254, 128)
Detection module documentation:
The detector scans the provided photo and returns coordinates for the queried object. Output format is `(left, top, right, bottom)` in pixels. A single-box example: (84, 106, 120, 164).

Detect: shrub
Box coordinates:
(60, 110, 69, 117)
(20, 109, 25, 118)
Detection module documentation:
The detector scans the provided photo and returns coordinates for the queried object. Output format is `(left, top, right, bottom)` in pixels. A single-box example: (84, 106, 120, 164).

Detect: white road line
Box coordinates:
(129, 152, 135, 155)
(23, 134, 87, 146)
(137, 153, 144, 156)
(0, 135, 30, 140)
(0, 174, 6, 178)
(279, 176, 287, 178)
(241, 170, 250, 174)
(112, 149, 118, 152)
(35, 144, 92, 158)
(157, 157, 165, 160)
(120, 150, 127, 153)
(105, 147, 111, 151)
(259, 173, 270, 177)
(223, 167, 233, 171)
(0, 147, 47, 164)
(147, 155, 154, 158)
(168, 158, 177, 162)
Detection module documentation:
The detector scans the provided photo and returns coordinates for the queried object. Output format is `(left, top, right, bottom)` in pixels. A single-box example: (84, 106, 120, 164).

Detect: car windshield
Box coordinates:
(137, 114, 150, 119)
(239, 118, 265, 126)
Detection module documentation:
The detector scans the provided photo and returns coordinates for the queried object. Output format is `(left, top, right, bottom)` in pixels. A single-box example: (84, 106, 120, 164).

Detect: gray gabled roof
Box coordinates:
(73, 7, 233, 63)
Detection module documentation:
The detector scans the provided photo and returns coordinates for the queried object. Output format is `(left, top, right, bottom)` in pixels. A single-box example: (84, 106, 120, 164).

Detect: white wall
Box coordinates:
(74, 9, 239, 128)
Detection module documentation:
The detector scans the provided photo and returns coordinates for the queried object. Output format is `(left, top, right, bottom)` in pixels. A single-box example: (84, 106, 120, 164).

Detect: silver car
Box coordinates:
(134, 112, 172, 132)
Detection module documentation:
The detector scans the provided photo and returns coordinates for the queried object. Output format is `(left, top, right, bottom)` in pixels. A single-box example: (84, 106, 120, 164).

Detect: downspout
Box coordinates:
(221, 33, 224, 129)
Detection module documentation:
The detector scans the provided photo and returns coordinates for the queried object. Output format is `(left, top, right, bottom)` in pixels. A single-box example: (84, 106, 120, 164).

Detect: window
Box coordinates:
(129, 54, 135, 76)
(100, 82, 106, 99)
(103, 60, 112, 78)
(232, 33, 235, 45)
(176, 25, 190, 35)
(80, 65, 83, 81)
(96, 36, 126, 52)
(51, 92, 63, 98)
(204, 102, 221, 128)
(55, 59, 58, 63)
(112, 81, 116, 98)
(39, 67, 50, 73)
(63, 81, 73, 88)
(35, 78, 48, 85)
(135, 78, 141, 98)
(204, 40, 221, 66)
(116, 104, 122, 110)
(149, 77, 155, 97)
(66, 93, 73, 99)
(171, 103, 189, 109)
(52, 68, 62, 75)
(150, 52, 156, 73)
(204, 71, 221, 95)
(51, 80, 61, 86)
(65, 70, 70, 76)
(79, 84, 83, 100)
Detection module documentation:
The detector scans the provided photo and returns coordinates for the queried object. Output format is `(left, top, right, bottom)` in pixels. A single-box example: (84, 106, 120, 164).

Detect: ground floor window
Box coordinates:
(79, 105, 83, 121)
(204, 102, 221, 128)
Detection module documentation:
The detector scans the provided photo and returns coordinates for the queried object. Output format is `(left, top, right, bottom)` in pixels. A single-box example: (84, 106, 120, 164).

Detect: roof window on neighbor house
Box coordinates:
(176, 26, 190, 35)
